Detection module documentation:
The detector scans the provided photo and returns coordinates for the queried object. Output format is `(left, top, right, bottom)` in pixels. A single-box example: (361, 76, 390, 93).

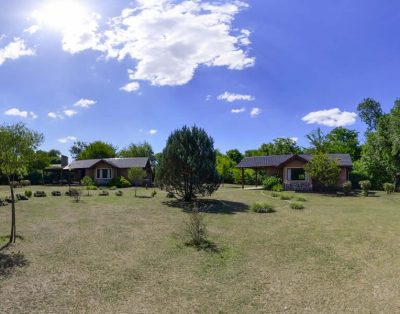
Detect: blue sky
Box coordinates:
(1, 0, 400, 156)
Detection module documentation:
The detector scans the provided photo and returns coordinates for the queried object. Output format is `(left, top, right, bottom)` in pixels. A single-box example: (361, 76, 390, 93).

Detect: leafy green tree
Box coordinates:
(306, 128, 329, 153)
(245, 137, 302, 157)
(78, 141, 117, 160)
(0, 123, 43, 243)
(119, 142, 154, 158)
(216, 154, 234, 185)
(128, 167, 146, 196)
(155, 126, 220, 201)
(325, 127, 361, 160)
(226, 149, 243, 164)
(69, 141, 87, 160)
(31, 150, 50, 185)
(357, 98, 383, 133)
(81, 176, 94, 196)
(47, 149, 61, 164)
(304, 153, 340, 191)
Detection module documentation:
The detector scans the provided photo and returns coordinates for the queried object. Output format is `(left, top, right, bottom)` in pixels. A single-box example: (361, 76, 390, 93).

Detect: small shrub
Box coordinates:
(108, 176, 131, 188)
(251, 202, 275, 213)
(166, 191, 175, 198)
(185, 208, 208, 247)
(290, 202, 304, 210)
(109, 186, 117, 190)
(16, 194, 29, 201)
(383, 183, 395, 194)
(24, 190, 32, 198)
(263, 176, 282, 191)
(70, 188, 81, 202)
(99, 190, 109, 196)
(115, 190, 123, 196)
(151, 190, 157, 198)
(0, 198, 7, 206)
(20, 180, 31, 187)
(295, 196, 307, 202)
(51, 191, 61, 196)
(359, 180, 371, 196)
(271, 183, 283, 192)
(280, 194, 292, 201)
(271, 192, 280, 198)
(34, 191, 46, 197)
(342, 181, 352, 196)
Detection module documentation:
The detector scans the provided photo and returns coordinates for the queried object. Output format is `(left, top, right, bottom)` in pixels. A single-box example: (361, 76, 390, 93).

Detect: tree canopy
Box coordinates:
(357, 98, 383, 133)
(76, 141, 117, 160)
(304, 153, 340, 191)
(156, 126, 220, 201)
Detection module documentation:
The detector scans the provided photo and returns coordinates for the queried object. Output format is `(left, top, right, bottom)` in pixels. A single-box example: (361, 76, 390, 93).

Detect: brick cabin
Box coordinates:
(65, 157, 153, 186)
(236, 154, 352, 191)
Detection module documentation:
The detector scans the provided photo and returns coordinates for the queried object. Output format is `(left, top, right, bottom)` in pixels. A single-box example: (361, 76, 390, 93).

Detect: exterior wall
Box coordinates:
(338, 167, 349, 185)
(92, 161, 116, 185)
(282, 159, 312, 191)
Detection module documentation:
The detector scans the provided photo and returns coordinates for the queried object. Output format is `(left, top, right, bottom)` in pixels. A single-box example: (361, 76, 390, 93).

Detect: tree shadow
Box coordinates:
(0, 250, 29, 277)
(135, 195, 152, 199)
(185, 239, 222, 253)
(322, 190, 380, 198)
(163, 199, 249, 214)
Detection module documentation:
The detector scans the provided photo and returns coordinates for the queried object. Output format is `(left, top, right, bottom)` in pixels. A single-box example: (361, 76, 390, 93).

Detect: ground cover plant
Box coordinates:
(0, 185, 400, 313)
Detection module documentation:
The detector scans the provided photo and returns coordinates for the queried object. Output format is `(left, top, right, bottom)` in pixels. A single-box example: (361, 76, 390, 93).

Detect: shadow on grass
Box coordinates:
(322, 190, 380, 198)
(134, 195, 152, 199)
(185, 239, 221, 253)
(163, 199, 249, 215)
(0, 250, 29, 277)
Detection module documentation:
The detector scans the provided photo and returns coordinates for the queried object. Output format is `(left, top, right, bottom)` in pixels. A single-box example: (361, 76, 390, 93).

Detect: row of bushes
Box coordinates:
(342, 180, 395, 196)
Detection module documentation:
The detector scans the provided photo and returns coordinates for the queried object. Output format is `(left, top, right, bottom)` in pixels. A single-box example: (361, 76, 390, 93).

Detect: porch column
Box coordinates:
(241, 168, 244, 189)
(255, 168, 258, 188)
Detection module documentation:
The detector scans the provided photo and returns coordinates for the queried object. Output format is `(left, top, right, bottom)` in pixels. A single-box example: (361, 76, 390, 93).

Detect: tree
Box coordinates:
(81, 176, 94, 196)
(78, 141, 117, 160)
(306, 128, 328, 153)
(128, 167, 146, 196)
(0, 123, 43, 243)
(270, 138, 302, 155)
(156, 126, 220, 201)
(31, 150, 50, 185)
(357, 98, 383, 133)
(69, 141, 87, 160)
(226, 149, 243, 164)
(47, 149, 61, 164)
(119, 142, 154, 158)
(325, 127, 361, 160)
(216, 154, 234, 185)
(304, 153, 340, 191)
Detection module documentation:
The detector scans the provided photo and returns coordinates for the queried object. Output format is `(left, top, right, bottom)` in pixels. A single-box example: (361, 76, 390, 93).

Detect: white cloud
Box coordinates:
(74, 98, 96, 108)
(148, 129, 158, 135)
(58, 136, 77, 144)
(231, 107, 245, 113)
(290, 137, 298, 142)
(30, 111, 38, 119)
(63, 109, 77, 117)
(0, 38, 35, 65)
(218, 92, 255, 102)
(48, 112, 64, 119)
(250, 107, 261, 117)
(120, 81, 140, 92)
(205, 95, 212, 101)
(302, 108, 357, 127)
(24, 25, 40, 34)
(4, 108, 28, 118)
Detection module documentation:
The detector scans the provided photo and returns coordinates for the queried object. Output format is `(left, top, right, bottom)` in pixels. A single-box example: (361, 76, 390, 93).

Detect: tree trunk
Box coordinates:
(42, 169, 45, 186)
(8, 176, 16, 244)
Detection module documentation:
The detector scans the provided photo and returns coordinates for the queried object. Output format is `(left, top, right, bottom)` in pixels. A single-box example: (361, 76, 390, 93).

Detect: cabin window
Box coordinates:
(287, 168, 306, 181)
(96, 168, 112, 179)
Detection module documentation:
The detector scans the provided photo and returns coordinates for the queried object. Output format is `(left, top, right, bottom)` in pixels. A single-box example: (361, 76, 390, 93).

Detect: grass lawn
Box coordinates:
(1, 185, 400, 313)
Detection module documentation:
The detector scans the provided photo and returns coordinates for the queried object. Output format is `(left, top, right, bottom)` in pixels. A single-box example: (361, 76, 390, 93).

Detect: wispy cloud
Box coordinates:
(24, 25, 40, 34)
(63, 110, 77, 117)
(58, 136, 77, 143)
(148, 129, 158, 135)
(120, 81, 140, 93)
(4, 108, 38, 119)
(74, 98, 96, 108)
(48, 112, 64, 119)
(231, 107, 246, 113)
(250, 107, 261, 117)
(302, 108, 357, 127)
(218, 92, 255, 102)
(0, 37, 35, 65)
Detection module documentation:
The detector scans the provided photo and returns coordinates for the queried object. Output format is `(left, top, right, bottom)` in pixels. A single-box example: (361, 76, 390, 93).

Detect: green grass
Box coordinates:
(1, 184, 400, 313)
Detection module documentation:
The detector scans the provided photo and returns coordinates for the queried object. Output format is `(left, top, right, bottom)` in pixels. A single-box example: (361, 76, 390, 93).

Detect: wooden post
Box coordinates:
(255, 169, 258, 188)
(241, 168, 244, 189)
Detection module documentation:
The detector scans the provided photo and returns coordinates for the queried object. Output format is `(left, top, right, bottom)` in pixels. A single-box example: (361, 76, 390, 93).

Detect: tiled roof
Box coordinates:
(65, 157, 149, 170)
(236, 154, 352, 168)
